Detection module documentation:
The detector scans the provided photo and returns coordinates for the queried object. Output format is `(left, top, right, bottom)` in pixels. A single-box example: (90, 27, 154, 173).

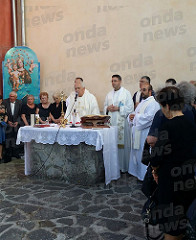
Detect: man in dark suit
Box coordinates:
(3, 91, 22, 162)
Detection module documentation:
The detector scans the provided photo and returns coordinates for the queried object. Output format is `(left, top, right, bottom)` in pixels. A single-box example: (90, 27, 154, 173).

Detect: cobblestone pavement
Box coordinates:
(0, 159, 148, 240)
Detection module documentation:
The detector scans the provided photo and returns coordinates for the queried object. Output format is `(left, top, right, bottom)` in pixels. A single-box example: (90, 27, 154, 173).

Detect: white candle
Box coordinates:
(30, 114, 35, 126)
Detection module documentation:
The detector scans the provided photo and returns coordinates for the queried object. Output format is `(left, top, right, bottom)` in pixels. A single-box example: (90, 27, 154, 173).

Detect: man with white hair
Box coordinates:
(65, 78, 100, 122)
(3, 91, 22, 162)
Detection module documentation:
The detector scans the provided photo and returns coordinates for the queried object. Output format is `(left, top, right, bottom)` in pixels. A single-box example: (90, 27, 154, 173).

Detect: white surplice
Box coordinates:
(128, 96, 160, 180)
(104, 87, 134, 172)
(65, 89, 100, 122)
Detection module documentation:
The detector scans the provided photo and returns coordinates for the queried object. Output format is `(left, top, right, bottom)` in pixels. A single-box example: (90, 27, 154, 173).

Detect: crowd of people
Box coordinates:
(0, 75, 195, 239)
(0, 91, 67, 163)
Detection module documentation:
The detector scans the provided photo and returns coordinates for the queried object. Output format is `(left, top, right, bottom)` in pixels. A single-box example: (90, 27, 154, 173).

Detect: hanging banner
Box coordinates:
(2, 46, 40, 104)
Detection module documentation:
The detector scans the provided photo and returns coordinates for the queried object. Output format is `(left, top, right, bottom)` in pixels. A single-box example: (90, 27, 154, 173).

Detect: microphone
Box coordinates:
(64, 93, 78, 119)
(75, 92, 78, 102)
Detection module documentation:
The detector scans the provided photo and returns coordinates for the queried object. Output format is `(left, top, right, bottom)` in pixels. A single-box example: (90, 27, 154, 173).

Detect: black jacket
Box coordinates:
(2, 98, 22, 123)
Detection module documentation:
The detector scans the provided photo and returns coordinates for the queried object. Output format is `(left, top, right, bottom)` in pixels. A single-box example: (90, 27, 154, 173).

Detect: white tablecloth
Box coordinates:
(17, 126, 120, 185)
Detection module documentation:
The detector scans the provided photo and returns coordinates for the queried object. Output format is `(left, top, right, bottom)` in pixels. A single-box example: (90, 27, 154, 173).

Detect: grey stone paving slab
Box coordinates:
(57, 218, 74, 226)
(121, 213, 142, 222)
(64, 205, 80, 212)
(80, 200, 91, 208)
(0, 224, 12, 233)
(121, 196, 139, 205)
(0, 193, 4, 200)
(0, 201, 16, 209)
(96, 190, 114, 195)
(33, 191, 58, 199)
(30, 208, 71, 220)
(59, 198, 79, 206)
(53, 226, 83, 238)
(99, 209, 119, 218)
(97, 219, 129, 232)
(94, 195, 108, 203)
(0, 228, 26, 240)
(82, 204, 110, 214)
(16, 221, 36, 231)
(3, 188, 30, 195)
(27, 199, 45, 206)
(114, 186, 132, 194)
(82, 193, 93, 200)
(27, 229, 57, 240)
(62, 189, 87, 198)
(39, 220, 56, 228)
(77, 228, 101, 240)
(17, 204, 40, 214)
(1, 206, 15, 214)
(76, 215, 96, 227)
(6, 212, 27, 222)
(107, 198, 119, 205)
(11, 194, 31, 202)
(113, 205, 133, 213)
(101, 232, 127, 240)
(0, 159, 148, 239)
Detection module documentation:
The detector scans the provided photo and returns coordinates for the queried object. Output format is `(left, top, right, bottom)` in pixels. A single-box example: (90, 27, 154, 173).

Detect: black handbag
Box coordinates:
(142, 188, 164, 240)
(142, 166, 157, 198)
(141, 140, 151, 166)
(142, 188, 159, 226)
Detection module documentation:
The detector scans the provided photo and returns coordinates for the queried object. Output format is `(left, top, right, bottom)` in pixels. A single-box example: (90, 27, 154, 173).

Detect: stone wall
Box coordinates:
(25, 0, 196, 110)
(31, 142, 105, 185)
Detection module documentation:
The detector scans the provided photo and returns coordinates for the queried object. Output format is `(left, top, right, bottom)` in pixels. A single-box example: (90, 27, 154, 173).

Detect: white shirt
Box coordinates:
(10, 102, 15, 115)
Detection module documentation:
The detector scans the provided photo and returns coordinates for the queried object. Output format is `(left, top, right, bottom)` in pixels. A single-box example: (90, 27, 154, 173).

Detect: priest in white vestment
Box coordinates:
(132, 76, 155, 109)
(65, 78, 100, 122)
(104, 74, 134, 172)
(128, 84, 160, 181)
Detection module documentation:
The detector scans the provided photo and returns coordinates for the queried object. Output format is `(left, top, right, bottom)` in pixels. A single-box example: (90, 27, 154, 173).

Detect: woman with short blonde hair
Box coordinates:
(36, 92, 51, 123)
(50, 92, 67, 123)
(21, 95, 36, 126)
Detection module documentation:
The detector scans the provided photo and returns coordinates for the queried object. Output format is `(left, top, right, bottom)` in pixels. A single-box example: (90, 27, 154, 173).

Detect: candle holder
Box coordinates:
(35, 114, 40, 124)
(60, 91, 68, 127)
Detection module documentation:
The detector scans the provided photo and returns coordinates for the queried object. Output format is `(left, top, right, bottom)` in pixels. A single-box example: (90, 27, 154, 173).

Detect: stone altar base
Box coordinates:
(30, 142, 105, 185)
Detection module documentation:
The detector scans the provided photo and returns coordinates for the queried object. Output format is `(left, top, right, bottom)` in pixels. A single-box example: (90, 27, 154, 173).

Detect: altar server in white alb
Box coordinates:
(65, 78, 100, 122)
(128, 84, 160, 181)
(104, 74, 134, 172)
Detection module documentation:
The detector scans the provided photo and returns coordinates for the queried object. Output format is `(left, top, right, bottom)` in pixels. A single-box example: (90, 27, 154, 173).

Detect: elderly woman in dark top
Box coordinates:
(149, 86, 196, 240)
(36, 92, 51, 124)
(49, 92, 67, 124)
(147, 81, 196, 147)
(177, 81, 196, 123)
(0, 95, 8, 162)
(21, 95, 37, 126)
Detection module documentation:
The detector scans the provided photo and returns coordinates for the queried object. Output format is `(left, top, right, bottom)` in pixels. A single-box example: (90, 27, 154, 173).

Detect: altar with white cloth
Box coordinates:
(16, 125, 120, 185)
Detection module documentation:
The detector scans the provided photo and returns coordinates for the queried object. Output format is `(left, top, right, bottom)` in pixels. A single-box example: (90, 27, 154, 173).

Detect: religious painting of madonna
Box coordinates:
(2, 46, 40, 104)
